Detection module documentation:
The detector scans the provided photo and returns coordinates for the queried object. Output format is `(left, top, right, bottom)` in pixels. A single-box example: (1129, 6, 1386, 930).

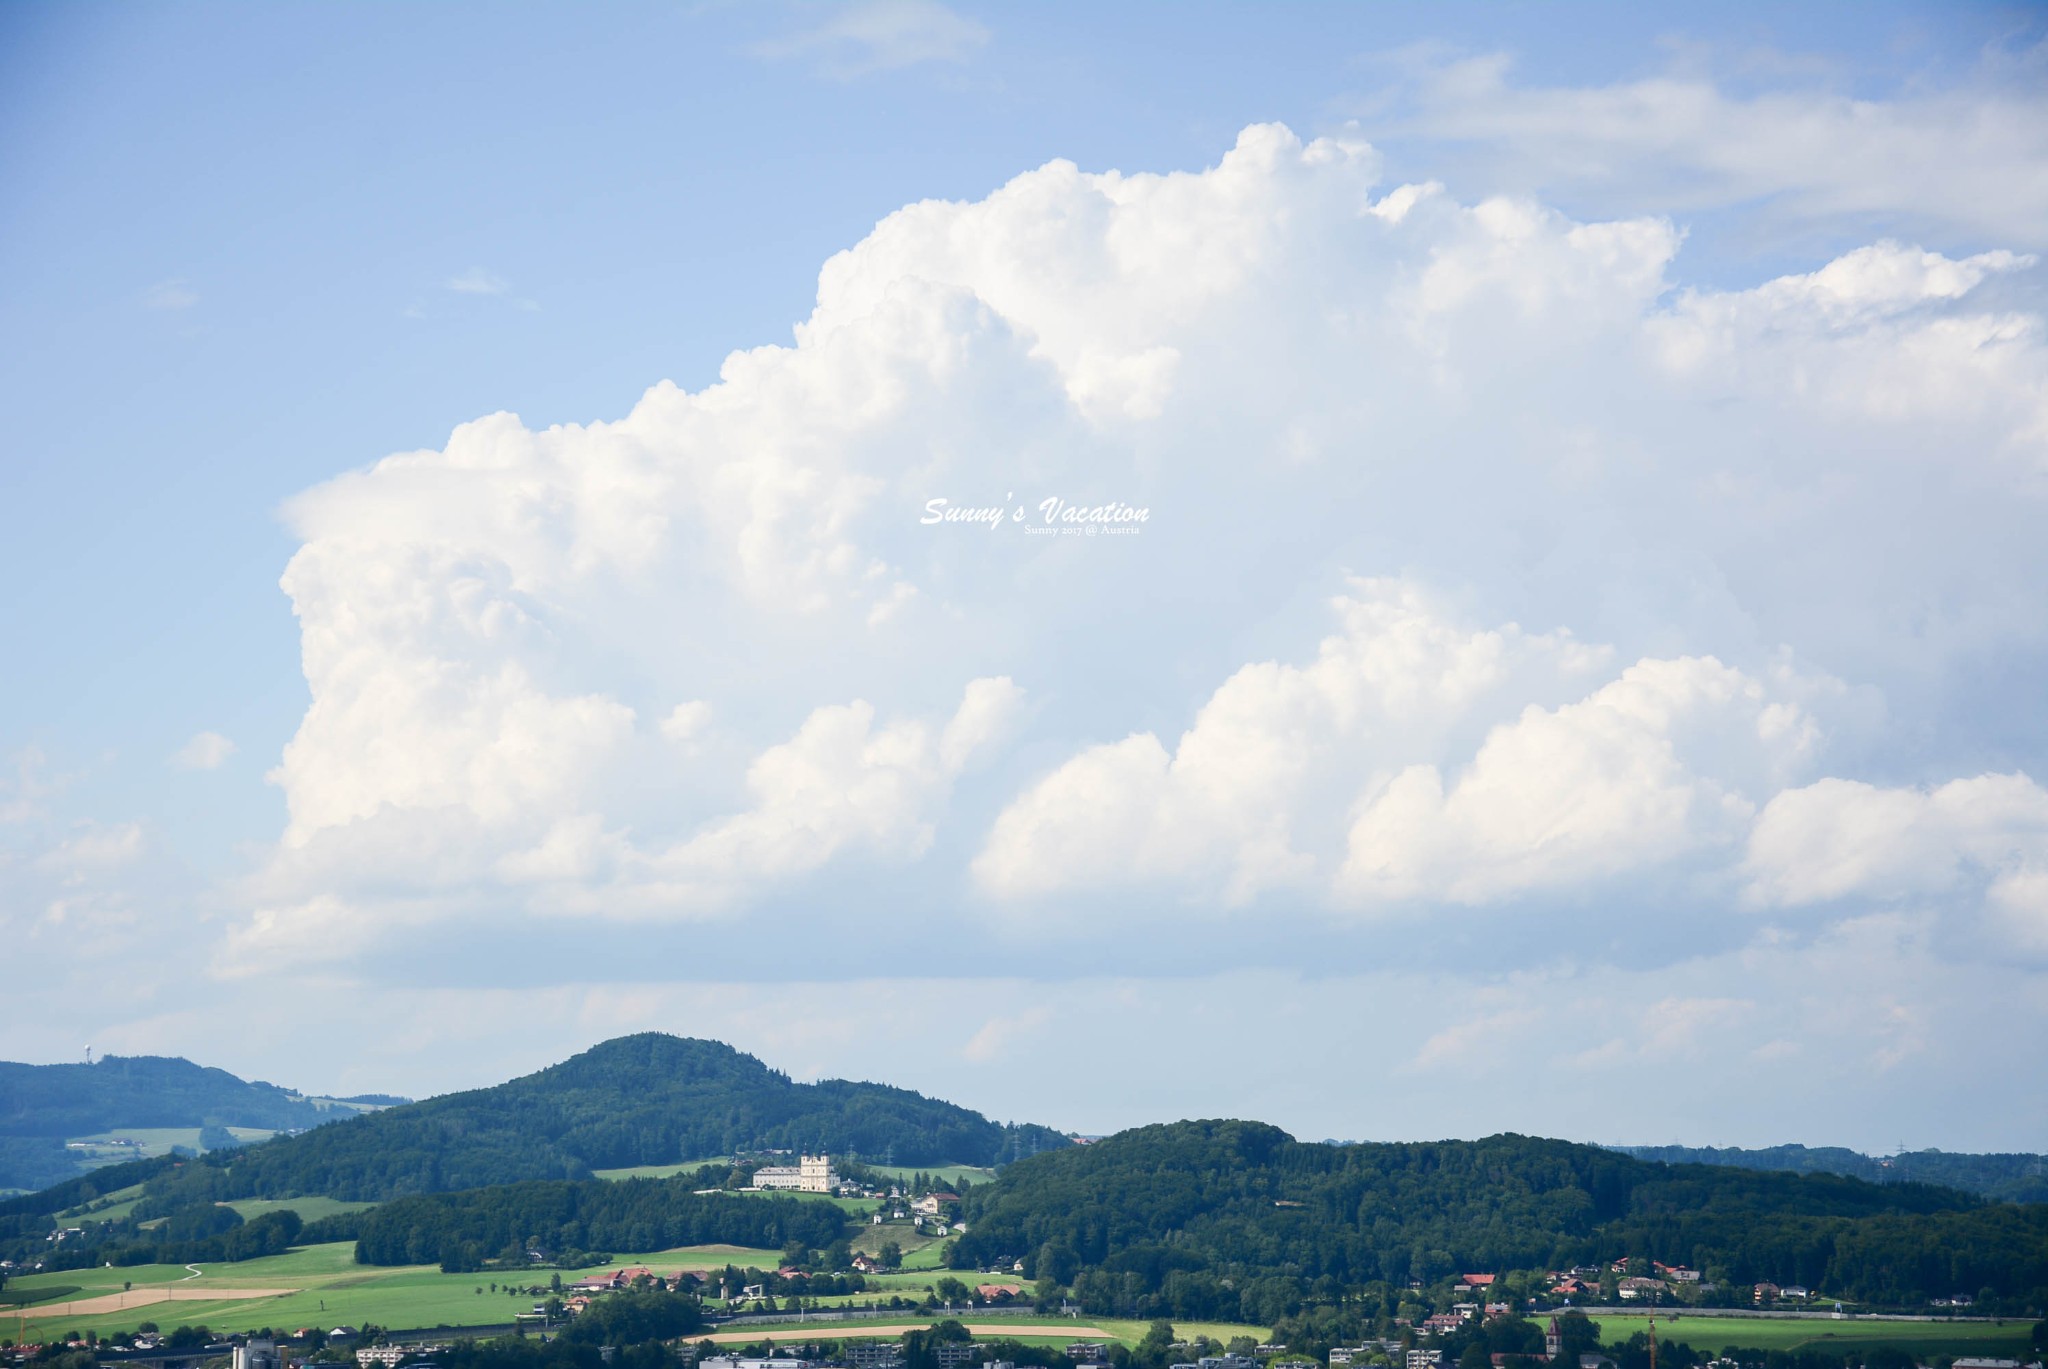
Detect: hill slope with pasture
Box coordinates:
(128, 1034, 1069, 1202)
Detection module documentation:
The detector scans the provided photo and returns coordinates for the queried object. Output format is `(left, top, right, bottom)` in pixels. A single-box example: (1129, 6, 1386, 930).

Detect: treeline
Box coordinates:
(110, 1035, 1065, 1203)
(19, 1207, 308, 1272)
(353, 1177, 848, 1269)
(1619, 1144, 2048, 1205)
(950, 1121, 2048, 1318)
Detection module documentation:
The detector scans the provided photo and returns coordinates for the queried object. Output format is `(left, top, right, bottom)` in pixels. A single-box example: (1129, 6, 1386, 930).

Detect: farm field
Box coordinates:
(864, 1165, 997, 1189)
(68, 1127, 276, 1158)
(592, 1160, 728, 1182)
(221, 1197, 379, 1223)
(849, 1225, 948, 1264)
(701, 1316, 1270, 1348)
(1092, 1319, 1273, 1346)
(57, 1183, 150, 1223)
(0, 1242, 782, 1343)
(1571, 1312, 2033, 1359)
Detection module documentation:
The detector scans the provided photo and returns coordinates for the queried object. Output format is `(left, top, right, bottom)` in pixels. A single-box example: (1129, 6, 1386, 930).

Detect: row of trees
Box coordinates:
(12, 1206, 308, 1273)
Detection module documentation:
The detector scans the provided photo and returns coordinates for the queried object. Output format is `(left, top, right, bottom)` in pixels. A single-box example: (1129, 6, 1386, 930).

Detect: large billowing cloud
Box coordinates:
(232, 123, 2047, 1011)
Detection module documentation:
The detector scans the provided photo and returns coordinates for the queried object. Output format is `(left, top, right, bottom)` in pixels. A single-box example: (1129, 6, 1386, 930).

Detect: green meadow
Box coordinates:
(67, 1128, 276, 1159)
(1093, 1319, 1274, 1346)
(222, 1198, 378, 1223)
(591, 1161, 729, 1182)
(692, 1315, 1271, 1349)
(56, 1183, 150, 1224)
(1572, 1312, 2033, 1359)
(864, 1165, 998, 1189)
(0, 1243, 784, 1343)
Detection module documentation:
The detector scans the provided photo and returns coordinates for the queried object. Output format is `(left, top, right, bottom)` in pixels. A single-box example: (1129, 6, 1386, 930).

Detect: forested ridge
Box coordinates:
(0, 1055, 380, 1193)
(1618, 1143, 2048, 1204)
(112, 1035, 1065, 1202)
(350, 1177, 849, 1269)
(950, 1121, 2048, 1318)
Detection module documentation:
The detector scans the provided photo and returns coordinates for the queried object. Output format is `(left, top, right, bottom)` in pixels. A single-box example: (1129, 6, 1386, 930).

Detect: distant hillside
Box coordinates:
(952, 1120, 2048, 1317)
(0, 1055, 404, 1193)
(126, 1034, 1068, 1202)
(1616, 1142, 2048, 1203)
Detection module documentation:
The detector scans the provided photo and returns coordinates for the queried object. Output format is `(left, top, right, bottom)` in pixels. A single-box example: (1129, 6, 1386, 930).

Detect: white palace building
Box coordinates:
(751, 1154, 838, 1193)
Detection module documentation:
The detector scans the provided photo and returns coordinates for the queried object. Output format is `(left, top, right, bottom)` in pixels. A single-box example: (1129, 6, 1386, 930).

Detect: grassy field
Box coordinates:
(591, 1160, 730, 1182)
(65, 1127, 277, 1159)
(0, 1242, 784, 1342)
(699, 1316, 1270, 1348)
(1093, 1318, 1273, 1345)
(222, 1197, 378, 1223)
(1573, 1312, 2034, 1358)
(57, 1183, 150, 1224)
(864, 1165, 998, 1189)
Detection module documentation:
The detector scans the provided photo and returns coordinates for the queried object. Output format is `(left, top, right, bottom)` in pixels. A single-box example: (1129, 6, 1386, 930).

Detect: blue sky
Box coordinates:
(3, 1, 2046, 1152)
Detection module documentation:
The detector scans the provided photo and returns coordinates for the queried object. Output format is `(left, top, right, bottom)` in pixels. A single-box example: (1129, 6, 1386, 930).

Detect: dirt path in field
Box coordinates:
(18, 1286, 299, 1318)
(699, 1324, 1114, 1345)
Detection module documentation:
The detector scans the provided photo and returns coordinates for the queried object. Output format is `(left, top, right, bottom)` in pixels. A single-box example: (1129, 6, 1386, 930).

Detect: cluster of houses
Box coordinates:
(861, 1190, 965, 1237)
(675, 1340, 1148, 1369)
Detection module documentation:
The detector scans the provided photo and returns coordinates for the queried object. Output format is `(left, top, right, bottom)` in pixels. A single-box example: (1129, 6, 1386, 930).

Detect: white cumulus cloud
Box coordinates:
(171, 731, 237, 771)
(224, 122, 2048, 991)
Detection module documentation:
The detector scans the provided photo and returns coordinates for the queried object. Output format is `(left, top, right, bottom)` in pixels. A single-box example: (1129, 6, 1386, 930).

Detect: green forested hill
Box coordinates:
(950, 1120, 2048, 1318)
(134, 1034, 1068, 1201)
(1617, 1142, 2048, 1203)
(0, 1055, 391, 1192)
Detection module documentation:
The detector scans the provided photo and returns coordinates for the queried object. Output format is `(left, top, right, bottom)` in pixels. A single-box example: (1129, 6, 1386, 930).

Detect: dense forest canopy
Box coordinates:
(352, 1177, 849, 1269)
(951, 1121, 2048, 1318)
(1618, 1143, 2048, 1204)
(116, 1035, 1066, 1202)
(0, 1055, 354, 1137)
